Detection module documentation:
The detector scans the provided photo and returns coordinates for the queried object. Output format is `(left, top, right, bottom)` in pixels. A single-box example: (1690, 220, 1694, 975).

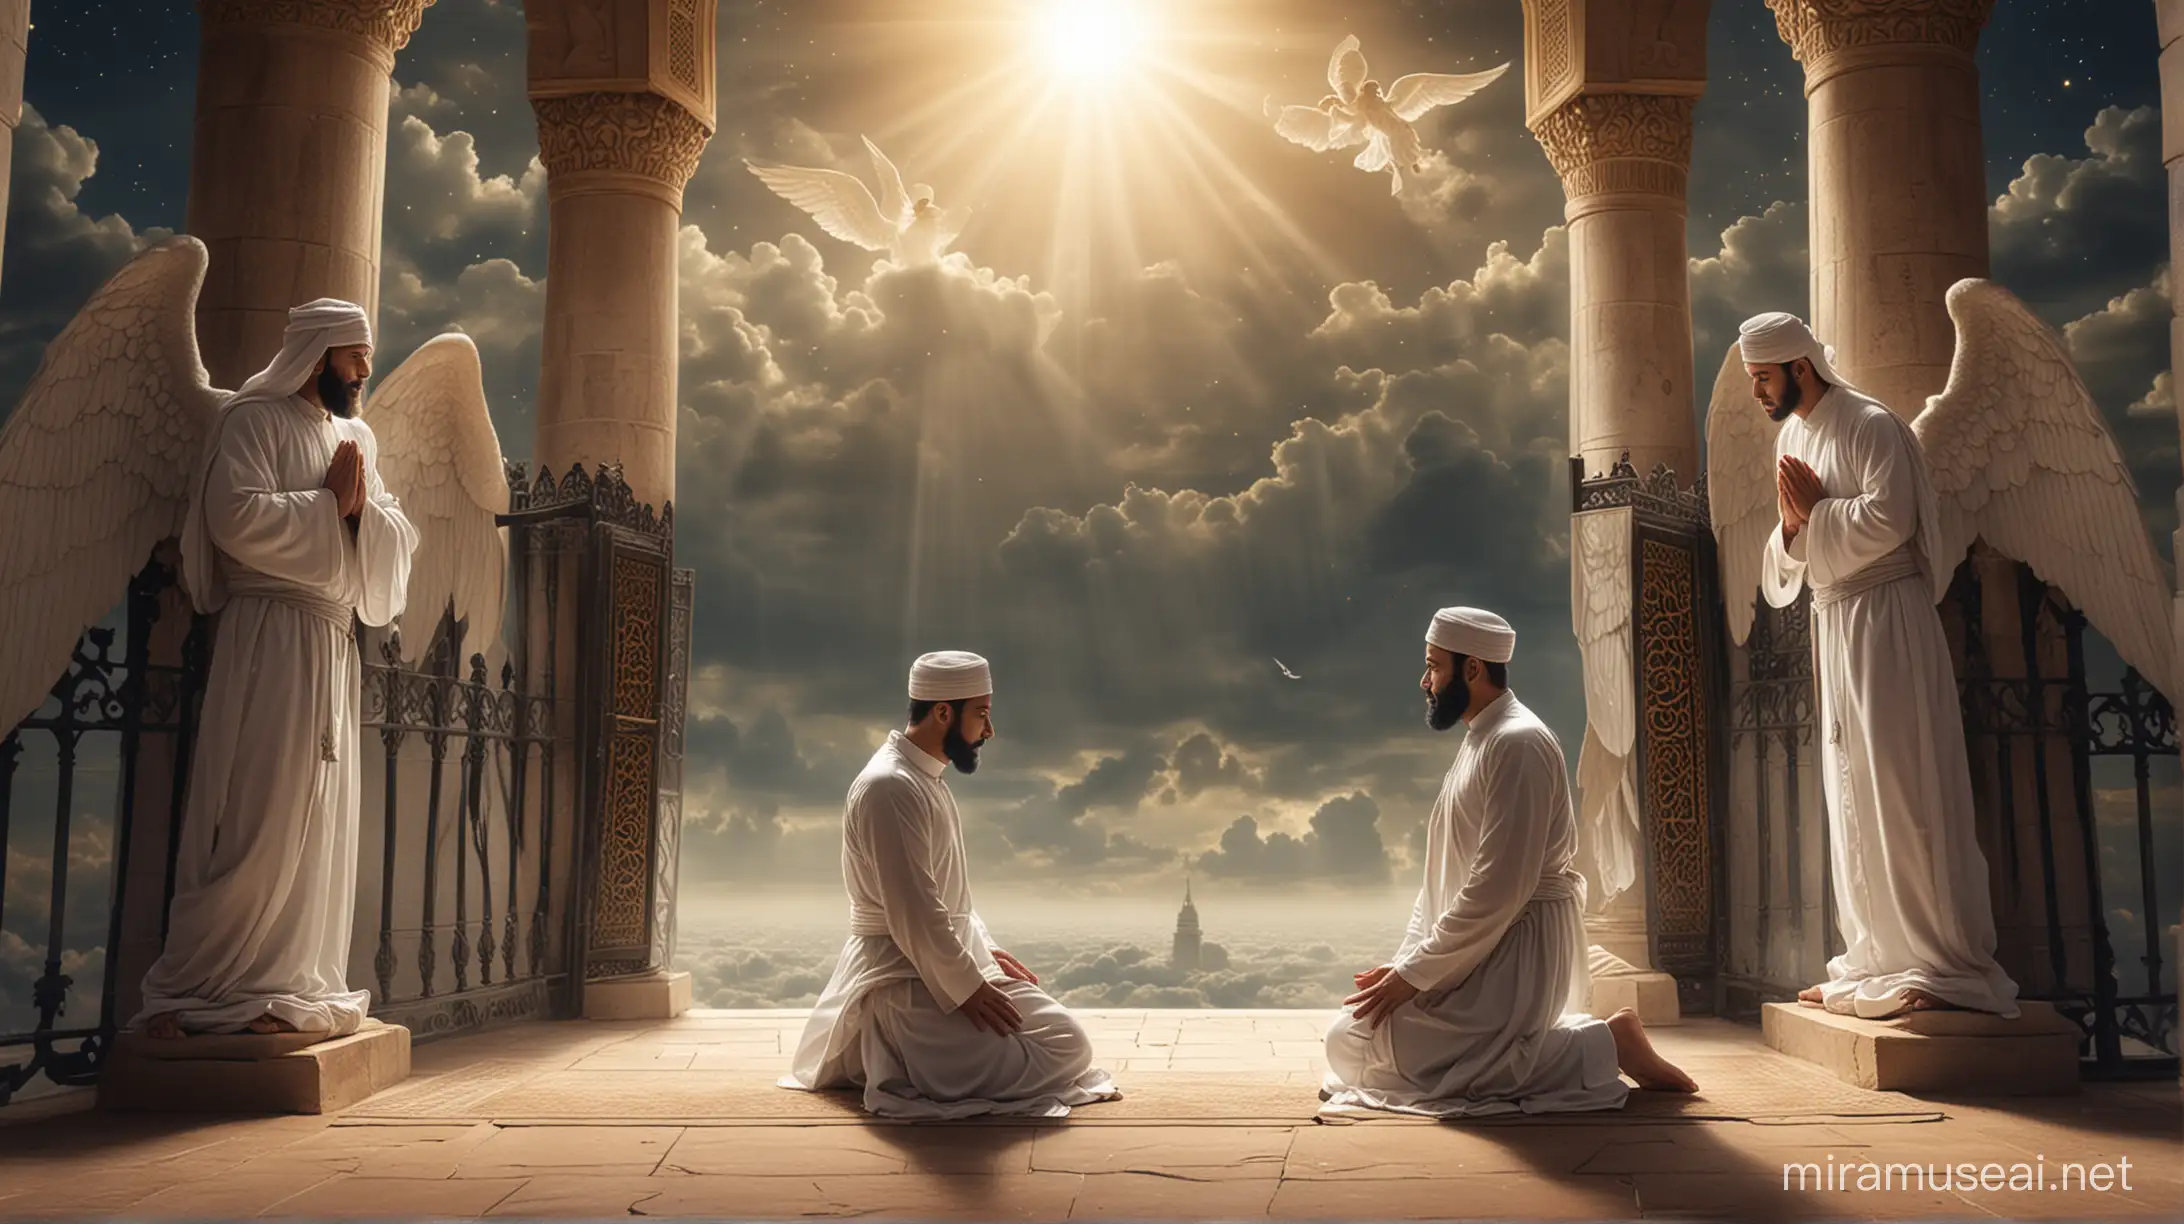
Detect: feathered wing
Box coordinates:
(1385, 64, 1511, 121)
(365, 332, 510, 663)
(1572, 507, 1640, 907)
(1328, 34, 1367, 104)
(862, 136, 911, 228)
(744, 160, 897, 251)
(1704, 340, 1780, 647)
(1912, 278, 2178, 699)
(0, 236, 226, 735)
(1264, 98, 1367, 151)
(936, 204, 972, 247)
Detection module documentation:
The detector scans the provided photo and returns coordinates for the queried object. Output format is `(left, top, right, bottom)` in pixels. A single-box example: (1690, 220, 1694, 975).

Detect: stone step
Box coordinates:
(1761, 1000, 2081, 1095)
(97, 1018, 412, 1114)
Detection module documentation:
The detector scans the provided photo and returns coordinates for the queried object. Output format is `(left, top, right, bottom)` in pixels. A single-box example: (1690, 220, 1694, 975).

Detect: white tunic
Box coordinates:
(781, 731, 1118, 1117)
(1763, 387, 2020, 1019)
(1322, 691, 1629, 1117)
(137, 394, 417, 1034)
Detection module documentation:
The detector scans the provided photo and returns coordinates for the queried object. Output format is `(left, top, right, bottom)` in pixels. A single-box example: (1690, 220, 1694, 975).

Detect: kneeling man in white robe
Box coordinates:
(1322, 607, 1696, 1117)
(137, 299, 418, 1038)
(781, 651, 1120, 1118)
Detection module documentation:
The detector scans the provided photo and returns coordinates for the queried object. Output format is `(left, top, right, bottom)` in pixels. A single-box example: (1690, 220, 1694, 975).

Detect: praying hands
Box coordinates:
(1776, 455, 1824, 544)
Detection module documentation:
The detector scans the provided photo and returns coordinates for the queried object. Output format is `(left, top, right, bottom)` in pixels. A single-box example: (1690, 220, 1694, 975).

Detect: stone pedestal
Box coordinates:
(97, 1019, 412, 1114)
(1589, 946, 1681, 1026)
(1761, 1001, 2081, 1095)
(527, 1, 718, 510)
(1767, 0, 1994, 423)
(582, 969, 692, 1020)
(186, 0, 431, 387)
(0, 0, 27, 291)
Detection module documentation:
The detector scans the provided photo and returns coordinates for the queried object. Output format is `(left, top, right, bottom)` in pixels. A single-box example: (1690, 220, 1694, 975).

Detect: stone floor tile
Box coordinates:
(450, 1126, 683, 1177)
(248, 1122, 500, 1179)
(1029, 1125, 1291, 1179)
(118, 1166, 342, 1218)
(1069, 1171, 1280, 1217)
(484, 1175, 679, 1217)
(566, 1049, 697, 1071)
(779, 1173, 1084, 1220)
(686, 1049, 791, 1072)
(261, 1175, 530, 1218)
(1286, 1120, 1589, 1178)
(661, 1125, 1040, 1176)
(1270, 1172, 1637, 1218)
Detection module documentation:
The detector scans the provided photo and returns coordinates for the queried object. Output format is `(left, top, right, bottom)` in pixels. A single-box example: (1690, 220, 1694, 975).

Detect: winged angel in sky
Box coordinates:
(0, 235, 512, 741)
(1265, 34, 1509, 195)
(746, 136, 971, 267)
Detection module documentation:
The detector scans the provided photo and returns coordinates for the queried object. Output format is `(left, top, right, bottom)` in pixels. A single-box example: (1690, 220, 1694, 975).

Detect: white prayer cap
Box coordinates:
(1736, 311, 1856, 389)
(1425, 606, 1514, 662)
(224, 297, 375, 411)
(908, 650, 992, 701)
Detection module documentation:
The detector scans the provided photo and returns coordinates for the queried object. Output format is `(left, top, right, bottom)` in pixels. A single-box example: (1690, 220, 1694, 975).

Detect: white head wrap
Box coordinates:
(1737, 311, 1856, 389)
(1425, 607, 1514, 662)
(224, 298, 374, 410)
(908, 651, 992, 701)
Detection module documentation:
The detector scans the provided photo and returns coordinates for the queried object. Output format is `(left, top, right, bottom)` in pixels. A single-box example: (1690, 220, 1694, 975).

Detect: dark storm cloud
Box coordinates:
(1194, 792, 1394, 884)
(1990, 106, 2166, 328)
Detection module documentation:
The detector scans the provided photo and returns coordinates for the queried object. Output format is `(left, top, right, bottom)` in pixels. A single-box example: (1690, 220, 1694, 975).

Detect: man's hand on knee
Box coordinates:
(958, 981, 1023, 1035)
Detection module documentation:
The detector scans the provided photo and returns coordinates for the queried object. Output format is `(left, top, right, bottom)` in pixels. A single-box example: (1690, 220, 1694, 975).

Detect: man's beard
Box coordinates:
(319, 365, 362, 418)
(1764, 366, 1802, 422)
(1425, 681, 1465, 732)
(944, 719, 984, 773)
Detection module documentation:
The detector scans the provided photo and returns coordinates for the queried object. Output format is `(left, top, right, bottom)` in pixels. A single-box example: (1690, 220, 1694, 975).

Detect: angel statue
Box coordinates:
(0, 234, 508, 1040)
(1705, 285, 2178, 1023)
(746, 136, 971, 267)
(1265, 34, 1509, 195)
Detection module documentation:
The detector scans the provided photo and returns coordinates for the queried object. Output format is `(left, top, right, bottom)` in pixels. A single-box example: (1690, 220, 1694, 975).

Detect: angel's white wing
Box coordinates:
(1353, 132, 1393, 173)
(1572, 507, 1640, 906)
(1912, 278, 2178, 698)
(1328, 34, 1366, 104)
(366, 332, 510, 663)
(862, 136, 911, 228)
(0, 235, 225, 734)
(1385, 64, 1511, 121)
(936, 204, 972, 247)
(1703, 341, 1779, 647)
(744, 159, 897, 251)
(1263, 98, 1367, 151)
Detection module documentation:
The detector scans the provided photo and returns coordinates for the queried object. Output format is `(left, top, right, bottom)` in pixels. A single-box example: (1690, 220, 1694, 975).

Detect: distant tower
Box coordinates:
(1171, 875, 1203, 972)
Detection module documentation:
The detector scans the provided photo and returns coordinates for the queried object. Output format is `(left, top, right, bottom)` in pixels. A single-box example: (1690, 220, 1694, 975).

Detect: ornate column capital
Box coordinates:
(1766, 0, 1993, 75)
(198, 0, 435, 57)
(1530, 93, 1696, 219)
(532, 91, 712, 207)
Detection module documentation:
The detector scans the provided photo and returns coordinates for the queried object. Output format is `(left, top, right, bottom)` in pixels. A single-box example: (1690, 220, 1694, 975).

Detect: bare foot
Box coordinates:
(246, 1013, 297, 1034)
(1900, 989, 1959, 1013)
(1797, 986, 1824, 1008)
(1605, 1007, 1698, 1093)
(145, 1013, 185, 1040)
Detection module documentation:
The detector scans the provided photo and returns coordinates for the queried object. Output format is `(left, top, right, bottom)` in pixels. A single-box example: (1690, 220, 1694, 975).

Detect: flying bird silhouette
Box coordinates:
(1274, 658, 1302, 680)
(1265, 34, 1510, 195)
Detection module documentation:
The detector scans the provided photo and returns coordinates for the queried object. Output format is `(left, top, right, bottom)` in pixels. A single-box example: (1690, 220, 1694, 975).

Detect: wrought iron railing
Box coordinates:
(0, 556, 210, 1105)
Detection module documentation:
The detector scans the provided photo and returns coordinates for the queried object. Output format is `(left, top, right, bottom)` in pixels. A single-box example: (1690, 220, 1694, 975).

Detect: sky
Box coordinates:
(1, 0, 2176, 917)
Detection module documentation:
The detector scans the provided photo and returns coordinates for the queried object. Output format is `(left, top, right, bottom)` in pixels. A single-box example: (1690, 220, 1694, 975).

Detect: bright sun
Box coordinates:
(1032, 0, 1153, 81)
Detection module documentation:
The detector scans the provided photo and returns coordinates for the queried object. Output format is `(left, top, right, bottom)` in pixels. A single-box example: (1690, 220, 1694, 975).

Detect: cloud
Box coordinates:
(1991, 106, 2167, 327)
(1194, 792, 1394, 884)
(0, 106, 171, 419)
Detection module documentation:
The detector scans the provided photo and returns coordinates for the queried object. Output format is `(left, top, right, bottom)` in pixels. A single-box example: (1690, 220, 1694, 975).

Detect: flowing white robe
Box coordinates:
(134, 394, 417, 1035)
(1322, 692, 1629, 1118)
(780, 731, 1119, 1118)
(1762, 387, 2020, 1019)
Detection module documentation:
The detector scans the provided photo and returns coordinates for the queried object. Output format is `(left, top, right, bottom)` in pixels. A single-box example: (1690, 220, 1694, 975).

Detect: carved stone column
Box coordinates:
(187, 0, 431, 388)
(2156, 0, 2184, 1065)
(1532, 94, 1703, 481)
(528, 0, 717, 510)
(1768, 0, 1994, 421)
(1524, 0, 1712, 1025)
(0, 0, 28, 295)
